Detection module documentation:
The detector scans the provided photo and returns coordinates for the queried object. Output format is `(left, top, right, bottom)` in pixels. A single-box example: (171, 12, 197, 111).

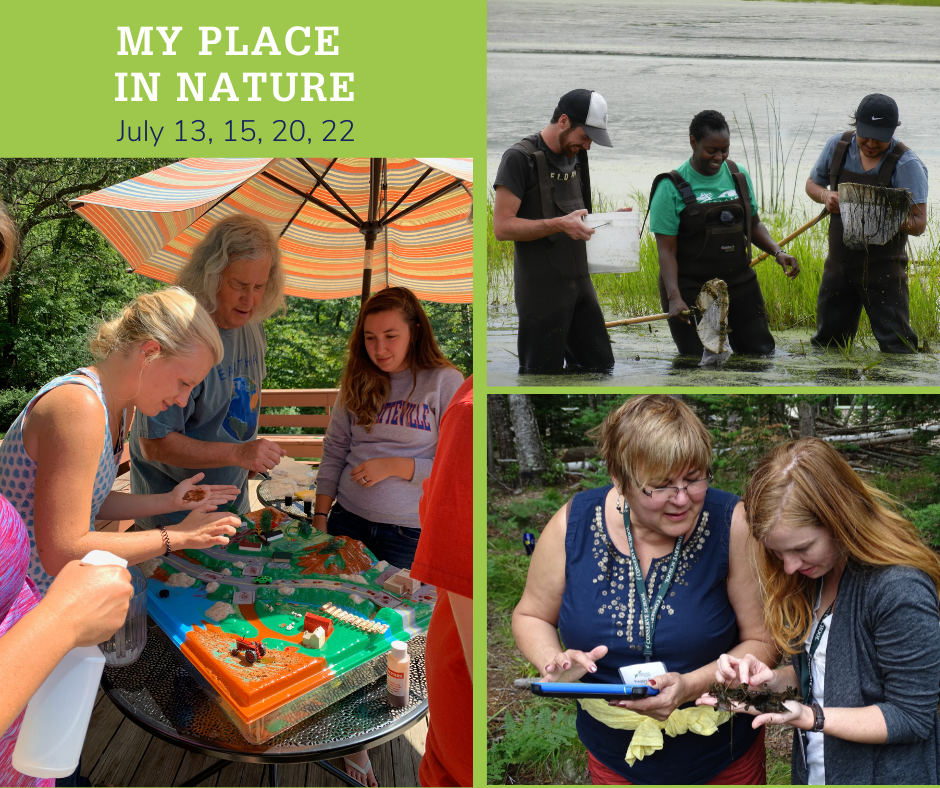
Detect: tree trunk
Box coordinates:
(799, 401, 816, 438)
(587, 394, 597, 411)
(862, 400, 869, 426)
(488, 395, 515, 462)
(487, 407, 495, 475)
(508, 394, 547, 485)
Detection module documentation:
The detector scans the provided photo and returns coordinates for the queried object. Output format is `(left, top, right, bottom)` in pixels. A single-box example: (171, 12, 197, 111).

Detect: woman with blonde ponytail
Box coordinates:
(0, 287, 240, 595)
(699, 437, 940, 784)
(0, 203, 135, 788)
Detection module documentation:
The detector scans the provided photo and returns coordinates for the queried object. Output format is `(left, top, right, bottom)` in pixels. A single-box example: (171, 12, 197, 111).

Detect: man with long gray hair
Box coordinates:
(129, 214, 288, 524)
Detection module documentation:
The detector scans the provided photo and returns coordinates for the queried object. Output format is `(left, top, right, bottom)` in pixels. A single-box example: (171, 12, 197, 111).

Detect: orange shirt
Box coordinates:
(412, 376, 472, 787)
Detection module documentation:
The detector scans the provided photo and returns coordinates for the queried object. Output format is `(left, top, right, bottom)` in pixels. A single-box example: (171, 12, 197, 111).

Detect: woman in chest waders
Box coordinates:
(647, 110, 800, 356)
(805, 93, 928, 354)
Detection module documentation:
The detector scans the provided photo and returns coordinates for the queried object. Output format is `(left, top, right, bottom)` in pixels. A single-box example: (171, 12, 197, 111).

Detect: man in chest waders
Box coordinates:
(806, 94, 928, 354)
(648, 110, 800, 357)
(493, 89, 616, 374)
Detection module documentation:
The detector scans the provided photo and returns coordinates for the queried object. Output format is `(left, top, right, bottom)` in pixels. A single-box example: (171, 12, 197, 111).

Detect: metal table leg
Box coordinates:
(313, 758, 365, 787)
(180, 759, 227, 787)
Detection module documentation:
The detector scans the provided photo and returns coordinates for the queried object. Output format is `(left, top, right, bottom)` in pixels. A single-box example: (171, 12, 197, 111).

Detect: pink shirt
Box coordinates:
(0, 494, 52, 786)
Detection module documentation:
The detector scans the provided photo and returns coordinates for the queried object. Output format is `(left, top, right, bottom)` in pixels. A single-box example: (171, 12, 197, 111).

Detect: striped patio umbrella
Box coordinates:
(69, 157, 473, 303)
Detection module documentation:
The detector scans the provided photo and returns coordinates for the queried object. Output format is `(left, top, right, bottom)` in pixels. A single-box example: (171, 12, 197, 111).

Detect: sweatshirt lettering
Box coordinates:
(374, 400, 432, 432)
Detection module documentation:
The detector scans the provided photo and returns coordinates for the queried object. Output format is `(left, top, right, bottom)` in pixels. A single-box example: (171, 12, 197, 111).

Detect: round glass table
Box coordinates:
(101, 619, 428, 787)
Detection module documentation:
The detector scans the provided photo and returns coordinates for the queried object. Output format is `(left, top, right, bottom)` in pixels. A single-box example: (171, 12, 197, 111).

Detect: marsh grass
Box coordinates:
(487, 189, 940, 347)
(489, 97, 940, 346)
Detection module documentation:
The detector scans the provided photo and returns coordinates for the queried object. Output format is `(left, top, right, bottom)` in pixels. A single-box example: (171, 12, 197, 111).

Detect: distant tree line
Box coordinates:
(488, 393, 940, 488)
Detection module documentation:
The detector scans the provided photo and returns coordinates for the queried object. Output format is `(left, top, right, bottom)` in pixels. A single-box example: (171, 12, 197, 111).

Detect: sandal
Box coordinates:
(343, 753, 379, 787)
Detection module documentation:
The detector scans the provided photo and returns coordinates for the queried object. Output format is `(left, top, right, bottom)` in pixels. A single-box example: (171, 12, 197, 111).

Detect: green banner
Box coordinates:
(3, 0, 483, 156)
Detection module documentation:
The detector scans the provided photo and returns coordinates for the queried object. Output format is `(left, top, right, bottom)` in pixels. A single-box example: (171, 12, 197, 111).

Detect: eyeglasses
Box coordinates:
(640, 475, 712, 502)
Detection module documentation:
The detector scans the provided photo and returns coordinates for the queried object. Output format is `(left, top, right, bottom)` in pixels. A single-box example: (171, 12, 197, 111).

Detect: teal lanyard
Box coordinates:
(623, 506, 684, 662)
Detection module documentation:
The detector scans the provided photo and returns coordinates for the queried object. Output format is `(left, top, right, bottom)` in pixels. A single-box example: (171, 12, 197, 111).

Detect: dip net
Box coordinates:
(694, 278, 731, 364)
(838, 182, 913, 250)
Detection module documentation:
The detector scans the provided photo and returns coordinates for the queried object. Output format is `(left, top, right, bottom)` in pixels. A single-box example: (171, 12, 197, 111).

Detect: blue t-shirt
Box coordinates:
(809, 131, 928, 204)
(129, 321, 266, 526)
(558, 484, 759, 784)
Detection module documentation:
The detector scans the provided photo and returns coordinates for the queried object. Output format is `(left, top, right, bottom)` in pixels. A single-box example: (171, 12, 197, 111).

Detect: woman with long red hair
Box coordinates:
(314, 287, 464, 569)
(313, 286, 463, 787)
(700, 437, 940, 784)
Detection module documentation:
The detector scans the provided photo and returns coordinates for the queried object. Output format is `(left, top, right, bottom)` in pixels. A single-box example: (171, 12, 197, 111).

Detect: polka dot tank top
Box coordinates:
(0, 368, 125, 595)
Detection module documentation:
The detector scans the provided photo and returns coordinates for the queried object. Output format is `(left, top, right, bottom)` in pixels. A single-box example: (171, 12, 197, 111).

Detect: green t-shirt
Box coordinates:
(648, 159, 759, 236)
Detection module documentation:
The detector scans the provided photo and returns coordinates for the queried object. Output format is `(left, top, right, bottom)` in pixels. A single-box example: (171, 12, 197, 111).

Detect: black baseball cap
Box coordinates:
(556, 89, 613, 147)
(855, 94, 900, 142)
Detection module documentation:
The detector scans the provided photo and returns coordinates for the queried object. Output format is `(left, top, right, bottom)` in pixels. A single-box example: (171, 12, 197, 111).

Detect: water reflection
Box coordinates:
(488, 0, 940, 217)
(488, 304, 940, 387)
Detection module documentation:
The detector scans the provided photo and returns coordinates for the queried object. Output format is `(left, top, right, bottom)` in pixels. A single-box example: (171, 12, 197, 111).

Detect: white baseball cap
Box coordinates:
(556, 89, 612, 147)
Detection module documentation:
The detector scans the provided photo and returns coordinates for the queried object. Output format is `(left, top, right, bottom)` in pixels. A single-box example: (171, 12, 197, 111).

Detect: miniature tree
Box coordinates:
(260, 509, 273, 532)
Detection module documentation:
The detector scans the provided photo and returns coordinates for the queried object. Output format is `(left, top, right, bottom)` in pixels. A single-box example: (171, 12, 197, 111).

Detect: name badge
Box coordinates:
(619, 661, 668, 684)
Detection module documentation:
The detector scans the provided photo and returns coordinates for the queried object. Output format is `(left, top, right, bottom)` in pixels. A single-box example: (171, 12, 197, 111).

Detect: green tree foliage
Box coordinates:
(0, 158, 174, 393)
(262, 296, 472, 389)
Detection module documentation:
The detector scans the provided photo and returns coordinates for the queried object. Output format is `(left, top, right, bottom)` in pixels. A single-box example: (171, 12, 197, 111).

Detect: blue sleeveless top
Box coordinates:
(558, 484, 759, 784)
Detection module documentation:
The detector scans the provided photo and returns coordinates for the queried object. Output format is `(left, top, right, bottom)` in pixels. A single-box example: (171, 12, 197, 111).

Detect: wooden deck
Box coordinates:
(81, 687, 428, 787)
(85, 476, 428, 787)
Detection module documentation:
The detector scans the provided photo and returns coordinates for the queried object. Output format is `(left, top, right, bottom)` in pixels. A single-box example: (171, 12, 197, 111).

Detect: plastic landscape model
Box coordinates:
(141, 507, 436, 743)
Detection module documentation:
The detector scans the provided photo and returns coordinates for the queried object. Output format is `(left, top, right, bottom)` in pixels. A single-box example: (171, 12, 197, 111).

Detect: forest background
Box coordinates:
(487, 392, 940, 785)
(0, 158, 473, 433)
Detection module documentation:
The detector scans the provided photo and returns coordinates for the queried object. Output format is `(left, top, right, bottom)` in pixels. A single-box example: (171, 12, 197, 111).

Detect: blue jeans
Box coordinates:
(327, 502, 420, 570)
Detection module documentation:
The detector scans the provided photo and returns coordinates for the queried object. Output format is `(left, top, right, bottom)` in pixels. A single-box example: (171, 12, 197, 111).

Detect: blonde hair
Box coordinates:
(340, 287, 457, 431)
(590, 395, 713, 491)
(0, 202, 18, 279)
(744, 437, 940, 654)
(90, 287, 223, 365)
(175, 214, 286, 321)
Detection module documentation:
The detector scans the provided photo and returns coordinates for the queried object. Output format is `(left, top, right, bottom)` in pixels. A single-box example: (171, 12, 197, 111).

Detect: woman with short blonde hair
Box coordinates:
(0, 287, 240, 595)
(702, 437, 940, 784)
(513, 394, 776, 784)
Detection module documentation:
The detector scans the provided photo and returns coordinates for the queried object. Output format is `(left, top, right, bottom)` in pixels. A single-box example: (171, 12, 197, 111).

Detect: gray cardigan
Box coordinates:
(790, 563, 940, 785)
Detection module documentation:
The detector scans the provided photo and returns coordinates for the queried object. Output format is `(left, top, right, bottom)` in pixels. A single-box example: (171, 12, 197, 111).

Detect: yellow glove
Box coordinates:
(579, 698, 732, 767)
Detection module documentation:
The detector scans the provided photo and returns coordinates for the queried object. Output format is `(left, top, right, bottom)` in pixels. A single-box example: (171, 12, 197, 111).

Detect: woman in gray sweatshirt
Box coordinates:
(314, 287, 464, 571)
(699, 437, 940, 785)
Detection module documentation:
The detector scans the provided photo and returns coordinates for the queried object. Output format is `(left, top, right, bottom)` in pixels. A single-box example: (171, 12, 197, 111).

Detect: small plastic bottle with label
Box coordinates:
(386, 640, 410, 707)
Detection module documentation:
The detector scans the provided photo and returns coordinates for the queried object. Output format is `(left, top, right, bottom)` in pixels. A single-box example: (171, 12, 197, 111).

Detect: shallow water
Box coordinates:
(488, 0, 940, 223)
(487, 302, 940, 387)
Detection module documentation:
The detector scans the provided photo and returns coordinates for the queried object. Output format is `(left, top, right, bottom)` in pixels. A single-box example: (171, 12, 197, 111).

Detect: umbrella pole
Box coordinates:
(360, 236, 375, 303)
(360, 158, 385, 309)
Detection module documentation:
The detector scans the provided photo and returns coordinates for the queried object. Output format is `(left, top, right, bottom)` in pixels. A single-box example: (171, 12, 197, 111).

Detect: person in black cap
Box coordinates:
(806, 93, 928, 353)
(647, 110, 800, 357)
(493, 88, 617, 374)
